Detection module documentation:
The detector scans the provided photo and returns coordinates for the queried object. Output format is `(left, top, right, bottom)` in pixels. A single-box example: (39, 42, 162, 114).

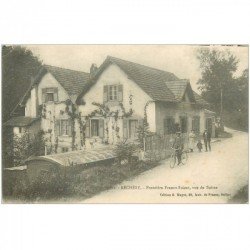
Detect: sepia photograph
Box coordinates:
(1, 45, 249, 204)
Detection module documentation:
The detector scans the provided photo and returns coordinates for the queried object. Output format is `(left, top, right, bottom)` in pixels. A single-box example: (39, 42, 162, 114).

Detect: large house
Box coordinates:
(5, 56, 216, 154)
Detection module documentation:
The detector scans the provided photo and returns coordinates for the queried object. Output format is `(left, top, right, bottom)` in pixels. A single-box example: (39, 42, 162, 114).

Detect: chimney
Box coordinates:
(90, 63, 98, 79)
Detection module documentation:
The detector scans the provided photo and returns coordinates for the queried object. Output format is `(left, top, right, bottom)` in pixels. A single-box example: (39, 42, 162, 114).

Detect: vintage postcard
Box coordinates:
(2, 45, 248, 204)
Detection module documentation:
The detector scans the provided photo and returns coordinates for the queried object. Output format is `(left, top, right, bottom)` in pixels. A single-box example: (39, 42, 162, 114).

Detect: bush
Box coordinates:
(113, 141, 139, 165)
(11, 130, 45, 167)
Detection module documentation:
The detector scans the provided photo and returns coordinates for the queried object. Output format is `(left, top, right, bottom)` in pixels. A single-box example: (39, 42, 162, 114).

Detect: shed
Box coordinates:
(25, 147, 116, 181)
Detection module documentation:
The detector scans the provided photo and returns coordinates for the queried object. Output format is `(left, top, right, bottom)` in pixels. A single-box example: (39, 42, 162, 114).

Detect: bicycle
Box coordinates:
(169, 147, 188, 168)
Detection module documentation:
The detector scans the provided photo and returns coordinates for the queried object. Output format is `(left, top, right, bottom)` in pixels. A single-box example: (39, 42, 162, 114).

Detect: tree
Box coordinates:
(2, 45, 42, 122)
(196, 48, 239, 115)
(236, 68, 248, 113)
(196, 47, 248, 131)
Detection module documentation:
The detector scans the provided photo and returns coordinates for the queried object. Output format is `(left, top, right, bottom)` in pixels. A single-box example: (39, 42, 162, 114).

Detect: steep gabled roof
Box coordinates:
(165, 79, 189, 101)
(20, 65, 89, 106)
(77, 56, 179, 103)
(165, 79, 196, 102)
(43, 65, 90, 97)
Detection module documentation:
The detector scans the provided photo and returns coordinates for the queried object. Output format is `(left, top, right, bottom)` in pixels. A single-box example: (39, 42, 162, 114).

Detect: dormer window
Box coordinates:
(42, 88, 58, 103)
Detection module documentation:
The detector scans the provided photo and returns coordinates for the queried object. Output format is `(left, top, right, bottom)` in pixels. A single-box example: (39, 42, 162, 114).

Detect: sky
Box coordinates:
(27, 45, 248, 93)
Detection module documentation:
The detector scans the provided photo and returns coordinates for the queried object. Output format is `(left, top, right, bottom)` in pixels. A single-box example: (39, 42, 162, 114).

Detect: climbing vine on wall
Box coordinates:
(136, 101, 152, 149)
(65, 99, 78, 151)
(83, 102, 134, 144)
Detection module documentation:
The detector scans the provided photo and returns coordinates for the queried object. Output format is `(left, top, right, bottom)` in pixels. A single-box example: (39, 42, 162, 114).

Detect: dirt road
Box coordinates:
(83, 129, 248, 203)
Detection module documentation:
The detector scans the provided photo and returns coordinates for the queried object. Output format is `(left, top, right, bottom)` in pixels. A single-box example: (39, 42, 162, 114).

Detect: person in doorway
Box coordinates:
(188, 130, 196, 152)
(172, 132, 184, 165)
(197, 140, 203, 152)
(203, 129, 211, 151)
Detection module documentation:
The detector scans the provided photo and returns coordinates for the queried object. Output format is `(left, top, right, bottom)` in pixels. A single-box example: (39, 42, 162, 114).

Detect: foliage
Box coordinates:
(196, 48, 239, 112)
(136, 122, 151, 149)
(3, 159, 158, 202)
(228, 185, 248, 204)
(88, 102, 133, 143)
(2, 127, 15, 168)
(136, 102, 154, 149)
(235, 68, 248, 116)
(65, 100, 77, 150)
(2, 45, 42, 122)
(113, 141, 138, 165)
(196, 48, 248, 131)
(12, 130, 45, 166)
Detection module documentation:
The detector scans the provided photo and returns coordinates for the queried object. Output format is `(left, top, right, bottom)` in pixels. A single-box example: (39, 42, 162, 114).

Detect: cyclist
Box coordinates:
(172, 131, 184, 165)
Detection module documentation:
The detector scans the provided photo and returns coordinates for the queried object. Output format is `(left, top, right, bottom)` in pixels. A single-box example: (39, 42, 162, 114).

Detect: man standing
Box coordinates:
(203, 129, 211, 151)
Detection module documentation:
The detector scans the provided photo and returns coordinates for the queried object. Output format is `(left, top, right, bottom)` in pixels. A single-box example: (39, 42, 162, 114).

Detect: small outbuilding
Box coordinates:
(25, 147, 116, 181)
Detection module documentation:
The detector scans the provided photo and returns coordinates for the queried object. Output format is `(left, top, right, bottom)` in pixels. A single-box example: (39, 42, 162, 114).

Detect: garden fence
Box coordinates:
(143, 133, 189, 161)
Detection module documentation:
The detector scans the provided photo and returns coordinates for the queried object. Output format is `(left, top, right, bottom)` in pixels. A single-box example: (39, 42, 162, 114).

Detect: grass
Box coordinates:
(2, 159, 159, 203)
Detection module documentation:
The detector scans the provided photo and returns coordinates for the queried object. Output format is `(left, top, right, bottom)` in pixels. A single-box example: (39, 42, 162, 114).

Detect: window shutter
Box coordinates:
(123, 119, 128, 139)
(53, 88, 58, 102)
(103, 86, 108, 103)
(55, 120, 60, 136)
(68, 119, 72, 136)
(99, 119, 104, 138)
(118, 85, 123, 102)
(85, 119, 90, 138)
(42, 88, 47, 103)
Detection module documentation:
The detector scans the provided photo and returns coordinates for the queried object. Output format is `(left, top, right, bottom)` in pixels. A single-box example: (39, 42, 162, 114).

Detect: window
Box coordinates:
(19, 127, 22, 133)
(164, 117, 175, 134)
(55, 119, 72, 136)
(104, 85, 123, 102)
(46, 92, 54, 102)
(62, 147, 69, 153)
(108, 85, 118, 101)
(61, 120, 70, 135)
(42, 88, 58, 103)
